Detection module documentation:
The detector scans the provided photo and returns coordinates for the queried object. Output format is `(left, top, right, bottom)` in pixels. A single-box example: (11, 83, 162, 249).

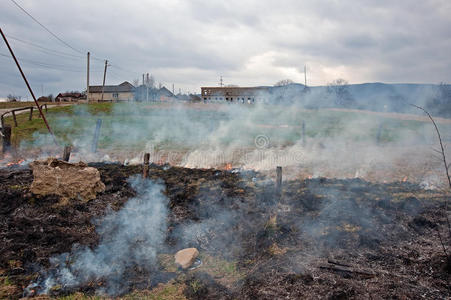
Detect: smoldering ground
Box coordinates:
(26, 176, 169, 296)
(1, 161, 449, 298)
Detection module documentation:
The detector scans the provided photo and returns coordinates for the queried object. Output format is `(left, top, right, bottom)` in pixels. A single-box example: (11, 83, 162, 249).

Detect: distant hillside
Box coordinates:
(266, 82, 444, 116)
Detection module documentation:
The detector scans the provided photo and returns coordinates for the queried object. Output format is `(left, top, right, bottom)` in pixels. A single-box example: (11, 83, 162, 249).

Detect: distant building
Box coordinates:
(37, 96, 51, 102)
(88, 81, 135, 101)
(158, 87, 176, 101)
(200, 87, 270, 103)
(55, 92, 85, 102)
(134, 85, 177, 101)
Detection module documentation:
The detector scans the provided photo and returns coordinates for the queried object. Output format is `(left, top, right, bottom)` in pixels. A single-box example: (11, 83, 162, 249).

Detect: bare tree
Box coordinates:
(132, 78, 140, 87)
(6, 94, 21, 102)
(327, 78, 355, 107)
(274, 79, 294, 87)
(412, 104, 451, 269)
(426, 83, 451, 118)
(146, 74, 155, 88)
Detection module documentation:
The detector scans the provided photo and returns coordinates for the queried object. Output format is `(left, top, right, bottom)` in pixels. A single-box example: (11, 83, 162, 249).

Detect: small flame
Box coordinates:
(402, 176, 408, 182)
(224, 163, 232, 170)
(6, 159, 24, 167)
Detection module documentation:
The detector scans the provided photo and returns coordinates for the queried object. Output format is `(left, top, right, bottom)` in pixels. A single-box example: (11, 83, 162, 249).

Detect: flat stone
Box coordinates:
(174, 248, 199, 269)
(30, 158, 105, 204)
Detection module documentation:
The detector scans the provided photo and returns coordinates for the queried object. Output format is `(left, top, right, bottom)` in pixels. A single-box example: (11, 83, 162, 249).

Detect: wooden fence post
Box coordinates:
(2, 125, 12, 154)
(376, 123, 383, 145)
(11, 111, 17, 127)
(276, 166, 282, 198)
(302, 121, 306, 146)
(63, 145, 71, 162)
(91, 119, 102, 153)
(143, 153, 150, 179)
(29, 107, 33, 121)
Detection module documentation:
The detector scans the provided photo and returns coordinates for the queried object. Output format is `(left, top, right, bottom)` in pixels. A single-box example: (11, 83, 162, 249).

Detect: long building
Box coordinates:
(88, 81, 135, 101)
(200, 86, 270, 103)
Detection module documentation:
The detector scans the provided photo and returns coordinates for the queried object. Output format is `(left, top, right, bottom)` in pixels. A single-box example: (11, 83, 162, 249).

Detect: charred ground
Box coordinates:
(0, 163, 449, 299)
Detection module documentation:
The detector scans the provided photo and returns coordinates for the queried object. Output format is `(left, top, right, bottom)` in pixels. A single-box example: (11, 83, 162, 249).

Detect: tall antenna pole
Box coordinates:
(304, 65, 307, 87)
(0, 27, 56, 143)
(87, 52, 90, 102)
(146, 73, 149, 102)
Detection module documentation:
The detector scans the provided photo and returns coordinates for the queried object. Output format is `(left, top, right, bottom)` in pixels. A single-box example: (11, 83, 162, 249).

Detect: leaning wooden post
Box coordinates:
(29, 106, 33, 121)
(143, 153, 150, 179)
(62, 145, 71, 162)
(11, 111, 17, 127)
(91, 119, 102, 153)
(2, 125, 12, 154)
(376, 123, 383, 145)
(301, 121, 306, 146)
(276, 166, 282, 198)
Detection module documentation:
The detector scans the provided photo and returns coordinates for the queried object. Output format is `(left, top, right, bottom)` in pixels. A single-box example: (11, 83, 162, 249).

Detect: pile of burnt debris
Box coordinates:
(0, 162, 450, 299)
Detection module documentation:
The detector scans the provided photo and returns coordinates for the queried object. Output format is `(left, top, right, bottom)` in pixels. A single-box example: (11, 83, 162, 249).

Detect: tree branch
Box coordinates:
(412, 104, 451, 238)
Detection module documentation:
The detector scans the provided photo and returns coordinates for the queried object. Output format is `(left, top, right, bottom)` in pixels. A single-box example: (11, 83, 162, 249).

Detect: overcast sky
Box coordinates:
(1, 0, 451, 98)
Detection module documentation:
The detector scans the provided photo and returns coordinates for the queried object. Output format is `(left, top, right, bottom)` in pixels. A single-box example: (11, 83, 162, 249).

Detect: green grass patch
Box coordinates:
(4, 102, 450, 151)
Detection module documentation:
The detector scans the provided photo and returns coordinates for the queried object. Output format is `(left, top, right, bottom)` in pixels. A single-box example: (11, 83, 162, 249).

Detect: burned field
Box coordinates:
(0, 162, 449, 299)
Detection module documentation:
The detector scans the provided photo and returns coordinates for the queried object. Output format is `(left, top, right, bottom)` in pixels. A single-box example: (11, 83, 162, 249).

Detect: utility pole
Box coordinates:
(0, 27, 56, 143)
(172, 84, 175, 95)
(101, 60, 108, 101)
(142, 74, 145, 86)
(87, 52, 90, 102)
(219, 76, 223, 87)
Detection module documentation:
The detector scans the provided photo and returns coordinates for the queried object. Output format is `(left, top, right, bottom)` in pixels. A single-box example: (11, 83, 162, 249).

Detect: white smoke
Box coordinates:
(27, 176, 168, 296)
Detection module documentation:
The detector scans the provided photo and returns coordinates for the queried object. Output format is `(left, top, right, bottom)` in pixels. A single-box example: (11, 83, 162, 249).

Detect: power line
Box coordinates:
(9, 0, 84, 55)
(0, 52, 102, 73)
(110, 64, 137, 75)
(7, 1, 136, 81)
(6, 34, 85, 60)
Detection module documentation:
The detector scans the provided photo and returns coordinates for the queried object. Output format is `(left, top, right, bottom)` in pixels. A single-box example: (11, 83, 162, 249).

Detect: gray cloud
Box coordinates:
(1, 0, 450, 98)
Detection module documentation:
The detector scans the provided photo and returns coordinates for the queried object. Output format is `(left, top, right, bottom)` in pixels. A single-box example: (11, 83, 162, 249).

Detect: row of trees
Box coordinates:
(273, 78, 356, 108)
(426, 83, 451, 118)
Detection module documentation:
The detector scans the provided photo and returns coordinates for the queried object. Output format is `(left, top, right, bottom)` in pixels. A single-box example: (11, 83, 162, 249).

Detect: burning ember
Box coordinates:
(6, 159, 25, 167)
(224, 163, 233, 170)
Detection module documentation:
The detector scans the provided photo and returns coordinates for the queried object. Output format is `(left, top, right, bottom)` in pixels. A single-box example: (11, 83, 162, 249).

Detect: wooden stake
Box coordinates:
(302, 121, 306, 146)
(376, 123, 383, 145)
(143, 153, 150, 178)
(12, 111, 17, 127)
(29, 106, 33, 121)
(91, 119, 102, 153)
(63, 145, 71, 162)
(2, 125, 11, 154)
(276, 166, 282, 197)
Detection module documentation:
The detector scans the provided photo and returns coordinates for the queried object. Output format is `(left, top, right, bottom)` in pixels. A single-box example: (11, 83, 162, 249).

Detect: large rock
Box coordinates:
(174, 248, 199, 269)
(30, 158, 105, 204)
